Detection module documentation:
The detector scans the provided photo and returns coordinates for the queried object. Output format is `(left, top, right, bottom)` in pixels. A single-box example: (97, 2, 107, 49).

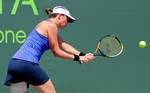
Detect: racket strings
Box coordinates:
(100, 36, 123, 57)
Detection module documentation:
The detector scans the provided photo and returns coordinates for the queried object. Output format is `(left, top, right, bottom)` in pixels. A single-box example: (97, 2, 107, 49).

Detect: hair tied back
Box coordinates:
(45, 8, 53, 15)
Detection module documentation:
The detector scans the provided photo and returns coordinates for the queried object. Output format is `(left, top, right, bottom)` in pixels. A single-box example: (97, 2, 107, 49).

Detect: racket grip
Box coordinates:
(94, 54, 101, 56)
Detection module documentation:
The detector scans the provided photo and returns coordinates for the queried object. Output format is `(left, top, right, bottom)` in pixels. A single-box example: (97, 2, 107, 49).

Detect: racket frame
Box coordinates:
(94, 34, 123, 58)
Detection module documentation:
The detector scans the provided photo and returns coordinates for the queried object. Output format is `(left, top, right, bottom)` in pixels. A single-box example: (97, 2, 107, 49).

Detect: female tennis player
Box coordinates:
(4, 6, 95, 93)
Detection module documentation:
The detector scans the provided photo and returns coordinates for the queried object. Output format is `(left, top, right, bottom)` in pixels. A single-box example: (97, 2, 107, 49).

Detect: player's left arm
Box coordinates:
(58, 35, 81, 55)
(58, 36, 95, 63)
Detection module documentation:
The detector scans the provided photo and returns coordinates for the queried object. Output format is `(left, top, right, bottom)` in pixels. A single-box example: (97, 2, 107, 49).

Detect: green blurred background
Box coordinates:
(0, 0, 150, 93)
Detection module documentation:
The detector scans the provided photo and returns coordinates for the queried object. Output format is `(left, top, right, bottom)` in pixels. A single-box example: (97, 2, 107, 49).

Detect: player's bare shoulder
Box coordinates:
(35, 20, 57, 37)
(45, 20, 58, 33)
(35, 20, 51, 37)
(36, 20, 50, 30)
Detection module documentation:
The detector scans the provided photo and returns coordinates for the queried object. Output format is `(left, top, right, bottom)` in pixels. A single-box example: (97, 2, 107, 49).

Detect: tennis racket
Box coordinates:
(94, 34, 123, 57)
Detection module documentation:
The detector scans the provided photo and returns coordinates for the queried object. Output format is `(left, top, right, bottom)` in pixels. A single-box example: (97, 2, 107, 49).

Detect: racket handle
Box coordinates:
(94, 54, 101, 56)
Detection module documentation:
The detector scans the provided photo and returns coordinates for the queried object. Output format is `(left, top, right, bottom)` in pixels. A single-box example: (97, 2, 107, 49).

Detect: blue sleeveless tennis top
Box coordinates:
(12, 28, 49, 64)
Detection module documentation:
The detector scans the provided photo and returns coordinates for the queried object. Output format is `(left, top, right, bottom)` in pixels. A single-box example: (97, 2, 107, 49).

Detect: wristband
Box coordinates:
(79, 52, 86, 56)
(73, 55, 80, 61)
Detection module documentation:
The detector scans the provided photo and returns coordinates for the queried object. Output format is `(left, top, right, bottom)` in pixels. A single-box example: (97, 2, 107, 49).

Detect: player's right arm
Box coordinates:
(47, 23, 76, 60)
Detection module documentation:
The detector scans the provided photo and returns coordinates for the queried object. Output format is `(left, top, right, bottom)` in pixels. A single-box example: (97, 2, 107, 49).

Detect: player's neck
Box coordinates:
(48, 18, 59, 27)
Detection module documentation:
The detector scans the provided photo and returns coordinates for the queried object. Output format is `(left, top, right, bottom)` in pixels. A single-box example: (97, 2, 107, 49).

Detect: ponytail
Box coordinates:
(45, 8, 53, 15)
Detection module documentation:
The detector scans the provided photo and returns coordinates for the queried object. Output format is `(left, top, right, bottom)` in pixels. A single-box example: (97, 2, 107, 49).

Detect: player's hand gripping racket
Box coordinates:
(94, 34, 123, 57)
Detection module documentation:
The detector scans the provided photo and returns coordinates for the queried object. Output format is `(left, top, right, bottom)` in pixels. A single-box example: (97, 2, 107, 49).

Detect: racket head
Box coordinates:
(95, 34, 123, 57)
